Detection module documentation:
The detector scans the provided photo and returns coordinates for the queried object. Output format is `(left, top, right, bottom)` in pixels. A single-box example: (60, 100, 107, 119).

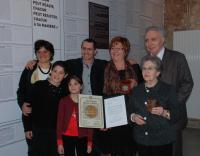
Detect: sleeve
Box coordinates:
(16, 68, 29, 109)
(167, 86, 180, 124)
(177, 54, 193, 104)
(22, 115, 32, 132)
(23, 81, 39, 132)
(56, 98, 65, 145)
(127, 90, 137, 125)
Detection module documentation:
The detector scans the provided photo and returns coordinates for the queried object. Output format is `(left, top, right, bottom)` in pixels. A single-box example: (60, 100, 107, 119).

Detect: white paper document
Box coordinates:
(104, 95, 128, 128)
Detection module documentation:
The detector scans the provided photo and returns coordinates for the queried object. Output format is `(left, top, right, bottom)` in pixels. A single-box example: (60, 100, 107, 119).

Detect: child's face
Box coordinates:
(68, 79, 82, 94)
(50, 65, 66, 84)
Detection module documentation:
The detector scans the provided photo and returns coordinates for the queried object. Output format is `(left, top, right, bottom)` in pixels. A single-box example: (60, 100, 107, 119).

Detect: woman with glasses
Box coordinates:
(96, 36, 142, 156)
(129, 55, 179, 156)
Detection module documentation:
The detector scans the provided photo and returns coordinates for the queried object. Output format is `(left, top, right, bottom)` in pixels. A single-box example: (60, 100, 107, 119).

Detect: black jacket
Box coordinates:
(160, 48, 193, 128)
(64, 58, 107, 95)
(17, 65, 37, 132)
(129, 81, 179, 146)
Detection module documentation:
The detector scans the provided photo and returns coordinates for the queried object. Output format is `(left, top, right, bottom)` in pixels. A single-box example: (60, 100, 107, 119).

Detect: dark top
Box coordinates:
(17, 65, 37, 132)
(30, 80, 65, 130)
(129, 80, 180, 146)
(64, 58, 107, 95)
(17, 64, 37, 108)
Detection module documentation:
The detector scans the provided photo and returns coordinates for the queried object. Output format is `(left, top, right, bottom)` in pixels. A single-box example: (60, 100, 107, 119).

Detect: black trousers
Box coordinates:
(29, 129, 58, 156)
(62, 135, 89, 156)
(137, 143, 172, 156)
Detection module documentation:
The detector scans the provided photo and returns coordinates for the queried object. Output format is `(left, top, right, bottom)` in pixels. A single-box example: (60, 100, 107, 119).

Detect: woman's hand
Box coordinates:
(151, 106, 164, 116)
(87, 146, 92, 153)
(129, 79, 138, 88)
(25, 131, 33, 139)
(57, 144, 64, 155)
(130, 113, 146, 125)
(22, 102, 32, 116)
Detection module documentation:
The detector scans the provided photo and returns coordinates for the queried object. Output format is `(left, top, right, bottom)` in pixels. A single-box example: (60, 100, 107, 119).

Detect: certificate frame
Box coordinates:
(78, 94, 104, 128)
(104, 95, 128, 128)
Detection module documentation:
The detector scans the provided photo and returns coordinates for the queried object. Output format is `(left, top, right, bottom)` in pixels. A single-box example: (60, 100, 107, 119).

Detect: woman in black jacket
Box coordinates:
(129, 55, 180, 156)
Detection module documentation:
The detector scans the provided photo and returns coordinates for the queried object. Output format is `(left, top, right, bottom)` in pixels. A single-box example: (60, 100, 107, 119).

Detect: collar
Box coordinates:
(156, 47, 165, 60)
(143, 80, 161, 92)
(82, 58, 94, 68)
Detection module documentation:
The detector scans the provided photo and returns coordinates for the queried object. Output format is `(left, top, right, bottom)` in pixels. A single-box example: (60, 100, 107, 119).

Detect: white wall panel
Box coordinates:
(174, 30, 200, 119)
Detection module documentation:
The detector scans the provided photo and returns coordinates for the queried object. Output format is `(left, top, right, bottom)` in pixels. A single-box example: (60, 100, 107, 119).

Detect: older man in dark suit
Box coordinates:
(144, 26, 193, 156)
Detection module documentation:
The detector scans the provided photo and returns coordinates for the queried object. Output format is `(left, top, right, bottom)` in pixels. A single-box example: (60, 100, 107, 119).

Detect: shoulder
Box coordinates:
(158, 80, 175, 92)
(133, 83, 145, 95)
(60, 95, 70, 103)
(65, 58, 82, 64)
(94, 59, 108, 65)
(34, 80, 47, 87)
(21, 64, 37, 75)
(165, 48, 185, 58)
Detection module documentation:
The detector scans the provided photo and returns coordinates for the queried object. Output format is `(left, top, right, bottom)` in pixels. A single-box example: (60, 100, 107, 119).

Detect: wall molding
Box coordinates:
(187, 118, 200, 129)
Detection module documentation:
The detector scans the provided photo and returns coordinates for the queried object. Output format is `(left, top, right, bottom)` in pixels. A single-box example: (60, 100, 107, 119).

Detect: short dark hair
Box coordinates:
(52, 61, 67, 74)
(34, 40, 55, 61)
(141, 55, 162, 72)
(81, 38, 97, 49)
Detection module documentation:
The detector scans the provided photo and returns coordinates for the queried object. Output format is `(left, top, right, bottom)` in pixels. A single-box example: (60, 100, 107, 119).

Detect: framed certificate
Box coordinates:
(104, 95, 128, 128)
(78, 94, 104, 128)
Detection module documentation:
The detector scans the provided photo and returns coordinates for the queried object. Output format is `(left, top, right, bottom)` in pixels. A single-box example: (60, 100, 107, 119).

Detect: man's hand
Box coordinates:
(22, 102, 32, 116)
(25, 131, 33, 139)
(26, 60, 37, 70)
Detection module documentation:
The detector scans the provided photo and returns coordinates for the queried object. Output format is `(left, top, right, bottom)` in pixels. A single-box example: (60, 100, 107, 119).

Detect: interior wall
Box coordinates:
(164, 0, 200, 48)
(64, 0, 164, 62)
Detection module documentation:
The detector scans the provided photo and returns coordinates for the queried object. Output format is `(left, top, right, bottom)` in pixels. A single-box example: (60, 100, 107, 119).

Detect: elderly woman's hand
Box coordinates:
(130, 113, 146, 125)
(151, 106, 164, 116)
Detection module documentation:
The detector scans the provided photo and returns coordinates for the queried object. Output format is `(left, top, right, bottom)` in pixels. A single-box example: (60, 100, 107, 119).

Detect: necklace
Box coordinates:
(38, 64, 51, 74)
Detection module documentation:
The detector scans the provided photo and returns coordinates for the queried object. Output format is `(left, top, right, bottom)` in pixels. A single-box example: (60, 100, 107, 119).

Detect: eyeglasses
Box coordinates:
(142, 67, 157, 71)
(81, 47, 94, 52)
(111, 47, 124, 51)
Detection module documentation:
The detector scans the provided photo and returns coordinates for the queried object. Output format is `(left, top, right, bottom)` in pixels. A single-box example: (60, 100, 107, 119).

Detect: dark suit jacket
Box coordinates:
(64, 58, 107, 96)
(160, 48, 193, 128)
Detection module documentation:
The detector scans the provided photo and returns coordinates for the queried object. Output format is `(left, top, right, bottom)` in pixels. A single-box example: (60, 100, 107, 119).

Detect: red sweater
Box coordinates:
(57, 96, 93, 147)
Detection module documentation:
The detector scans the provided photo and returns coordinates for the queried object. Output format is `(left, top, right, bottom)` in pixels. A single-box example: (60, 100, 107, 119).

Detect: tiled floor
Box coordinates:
(183, 128, 200, 156)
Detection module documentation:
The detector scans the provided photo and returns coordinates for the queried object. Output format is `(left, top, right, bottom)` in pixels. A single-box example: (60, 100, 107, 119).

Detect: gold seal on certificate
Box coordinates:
(85, 105, 98, 118)
(78, 94, 104, 128)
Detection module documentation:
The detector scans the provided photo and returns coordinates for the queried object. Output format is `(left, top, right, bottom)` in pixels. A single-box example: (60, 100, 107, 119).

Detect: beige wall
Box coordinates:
(164, 0, 200, 48)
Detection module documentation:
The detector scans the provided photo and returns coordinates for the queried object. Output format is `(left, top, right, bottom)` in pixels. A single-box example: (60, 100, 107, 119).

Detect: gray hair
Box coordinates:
(141, 55, 162, 72)
(145, 26, 166, 38)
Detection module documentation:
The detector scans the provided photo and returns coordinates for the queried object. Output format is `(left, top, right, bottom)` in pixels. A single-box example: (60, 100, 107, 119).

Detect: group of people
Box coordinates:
(17, 26, 193, 156)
